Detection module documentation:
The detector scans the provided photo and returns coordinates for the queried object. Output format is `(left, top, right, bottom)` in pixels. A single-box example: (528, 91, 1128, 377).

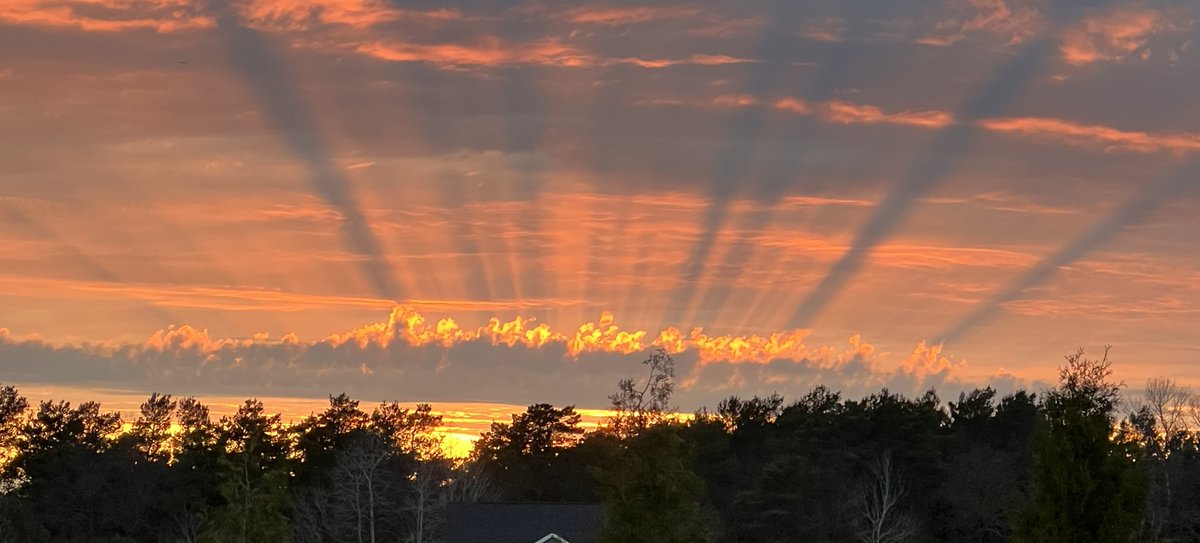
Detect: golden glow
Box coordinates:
(323, 306, 821, 364)
(12, 385, 613, 458)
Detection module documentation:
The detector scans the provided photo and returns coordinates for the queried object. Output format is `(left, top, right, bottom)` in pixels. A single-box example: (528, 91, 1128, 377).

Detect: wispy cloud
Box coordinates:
(1060, 5, 1194, 65)
(0, 0, 213, 32)
(561, 4, 705, 26)
(651, 93, 1200, 156)
(917, 0, 1044, 47)
(239, 0, 462, 30)
(355, 37, 756, 69)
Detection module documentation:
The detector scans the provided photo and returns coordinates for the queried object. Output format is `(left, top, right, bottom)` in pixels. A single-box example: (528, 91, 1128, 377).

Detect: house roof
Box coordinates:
(446, 503, 605, 543)
(532, 535, 571, 543)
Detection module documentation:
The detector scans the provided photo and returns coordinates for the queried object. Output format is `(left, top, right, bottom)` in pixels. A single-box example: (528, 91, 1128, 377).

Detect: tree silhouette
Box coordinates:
(1016, 347, 1147, 542)
(202, 399, 290, 543)
(607, 348, 676, 439)
(599, 425, 717, 543)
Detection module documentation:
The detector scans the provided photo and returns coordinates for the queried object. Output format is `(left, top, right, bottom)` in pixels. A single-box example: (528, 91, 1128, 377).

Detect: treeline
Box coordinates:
(0, 347, 1198, 542)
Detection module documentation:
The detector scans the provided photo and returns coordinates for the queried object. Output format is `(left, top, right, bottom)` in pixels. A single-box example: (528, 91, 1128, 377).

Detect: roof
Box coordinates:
(532, 536, 571, 543)
(446, 503, 605, 543)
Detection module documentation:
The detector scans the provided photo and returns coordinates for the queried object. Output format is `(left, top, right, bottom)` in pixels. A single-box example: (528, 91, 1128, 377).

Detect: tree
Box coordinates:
(607, 348, 676, 439)
(21, 400, 120, 455)
(175, 396, 218, 458)
(402, 456, 450, 543)
(292, 401, 451, 543)
(0, 385, 28, 485)
(1015, 347, 1147, 542)
(369, 402, 442, 459)
(855, 451, 916, 543)
(1120, 378, 1194, 541)
(202, 399, 290, 543)
(599, 425, 718, 543)
(331, 434, 394, 543)
(474, 404, 585, 500)
(293, 393, 370, 486)
(171, 396, 220, 542)
(292, 433, 399, 543)
(948, 387, 996, 432)
(444, 458, 498, 503)
(131, 392, 176, 462)
(714, 393, 784, 432)
(1140, 378, 1191, 453)
(1, 399, 189, 541)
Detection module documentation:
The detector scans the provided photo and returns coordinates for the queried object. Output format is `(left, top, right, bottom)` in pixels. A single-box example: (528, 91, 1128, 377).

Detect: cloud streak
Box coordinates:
(655, 94, 1200, 157)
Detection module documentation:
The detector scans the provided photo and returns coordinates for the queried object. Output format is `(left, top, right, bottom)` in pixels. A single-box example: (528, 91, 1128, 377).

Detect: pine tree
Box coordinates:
(1015, 348, 1147, 542)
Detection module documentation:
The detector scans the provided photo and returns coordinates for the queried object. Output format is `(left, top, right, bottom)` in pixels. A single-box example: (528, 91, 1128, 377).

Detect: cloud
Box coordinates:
(979, 116, 1200, 154)
(796, 16, 846, 42)
(561, 4, 705, 26)
(0, 0, 214, 32)
(918, 0, 1044, 47)
(0, 306, 975, 408)
(354, 37, 756, 69)
(355, 37, 591, 68)
(1060, 5, 1193, 65)
(239, 0, 462, 30)
(653, 93, 1200, 156)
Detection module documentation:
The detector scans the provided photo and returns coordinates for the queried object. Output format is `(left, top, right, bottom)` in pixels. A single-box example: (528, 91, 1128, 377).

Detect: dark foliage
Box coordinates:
(0, 347, 1194, 542)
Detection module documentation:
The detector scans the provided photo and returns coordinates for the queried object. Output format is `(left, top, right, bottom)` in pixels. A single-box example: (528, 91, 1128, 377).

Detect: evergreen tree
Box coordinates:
(599, 425, 718, 543)
(201, 399, 291, 543)
(1015, 348, 1147, 542)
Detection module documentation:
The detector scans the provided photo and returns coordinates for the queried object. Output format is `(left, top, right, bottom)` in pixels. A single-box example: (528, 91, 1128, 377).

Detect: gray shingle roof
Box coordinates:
(446, 503, 605, 543)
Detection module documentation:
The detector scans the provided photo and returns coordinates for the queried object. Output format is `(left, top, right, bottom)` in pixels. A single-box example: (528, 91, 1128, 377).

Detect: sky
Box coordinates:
(2, 0, 1200, 429)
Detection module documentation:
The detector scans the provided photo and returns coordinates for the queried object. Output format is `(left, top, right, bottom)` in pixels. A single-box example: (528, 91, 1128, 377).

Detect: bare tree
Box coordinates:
(292, 487, 337, 543)
(332, 434, 393, 543)
(1190, 393, 1200, 434)
(403, 459, 448, 543)
(1137, 378, 1192, 453)
(171, 502, 207, 543)
(1136, 378, 1194, 541)
(445, 459, 498, 504)
(607, 348, 676, 439)
(856, 451, 916, 543)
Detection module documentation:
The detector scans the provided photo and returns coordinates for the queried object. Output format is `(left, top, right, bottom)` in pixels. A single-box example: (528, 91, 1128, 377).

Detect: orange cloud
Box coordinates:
(240, 0, 461, 30)
(666, 93, 1200, 156)
(980, 116, 1200, 154)
(323, 305, 828, 364)
(0, 0, 213, 32)
(797, 16, 846, 43)
(823, 100, 954, 129)
(606, 54, 755, 68)
(355, 37, 593, 68)
(145, 324, 257, 352)
(899, 341, 967, 380)
(563, 4, 704, 25)
(1059, 6, 1192, 65)
(918, 0, 1043, 47)
(355, 37, 755, 69)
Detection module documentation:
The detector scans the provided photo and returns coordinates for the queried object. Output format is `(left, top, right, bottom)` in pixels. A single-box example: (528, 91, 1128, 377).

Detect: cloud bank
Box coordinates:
(0, 307, 989, 409)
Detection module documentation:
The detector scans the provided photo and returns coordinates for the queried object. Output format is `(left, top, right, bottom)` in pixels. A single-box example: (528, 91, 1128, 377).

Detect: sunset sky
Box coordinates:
(2, 0, 1199, 430)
